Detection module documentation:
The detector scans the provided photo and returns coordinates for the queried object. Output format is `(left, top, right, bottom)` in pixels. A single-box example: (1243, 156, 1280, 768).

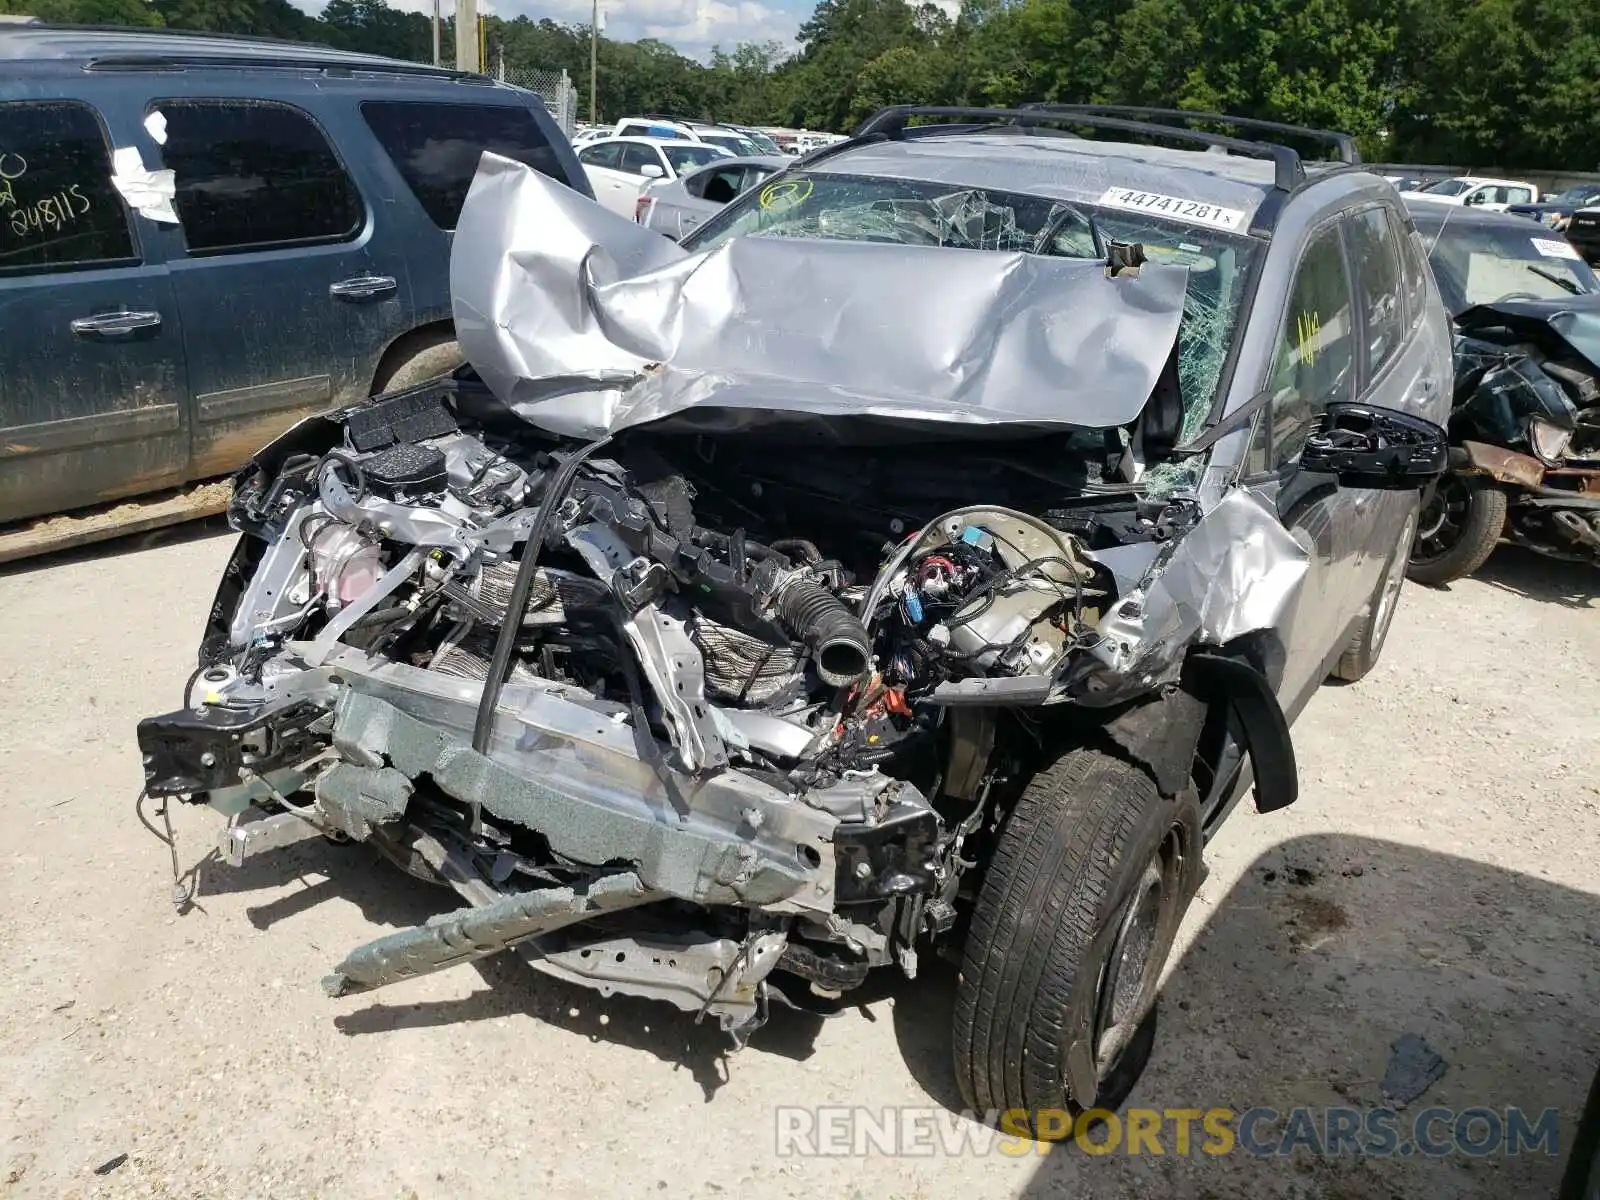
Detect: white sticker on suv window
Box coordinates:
(1097, 187, 1248, 231)
(1531, 237, 1581, 260)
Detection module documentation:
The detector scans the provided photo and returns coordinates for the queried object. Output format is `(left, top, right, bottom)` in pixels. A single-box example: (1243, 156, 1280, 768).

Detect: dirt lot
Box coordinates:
(0, 523, 1596, 1199)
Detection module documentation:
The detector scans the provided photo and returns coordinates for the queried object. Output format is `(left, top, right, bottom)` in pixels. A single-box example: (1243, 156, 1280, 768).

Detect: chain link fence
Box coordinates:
(501, 66, 578, 137)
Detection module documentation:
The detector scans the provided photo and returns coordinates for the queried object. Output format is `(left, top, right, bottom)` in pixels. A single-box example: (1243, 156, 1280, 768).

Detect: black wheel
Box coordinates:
(1331, 506, 1417, 682)
(952, 748, 1201, 1135)
(1408, 474, 1506, 585)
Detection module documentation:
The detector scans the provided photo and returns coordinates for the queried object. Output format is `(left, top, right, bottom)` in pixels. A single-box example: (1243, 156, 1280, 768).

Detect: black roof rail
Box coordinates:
(854, 105, 1306, 190)
(1021, 104, 1360, 164)
(85, 51, 480, 80)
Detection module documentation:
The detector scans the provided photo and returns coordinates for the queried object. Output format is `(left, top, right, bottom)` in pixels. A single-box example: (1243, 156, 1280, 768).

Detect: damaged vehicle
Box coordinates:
(137, 106, 1451, 1131)
(1404, 201, 1600, 582)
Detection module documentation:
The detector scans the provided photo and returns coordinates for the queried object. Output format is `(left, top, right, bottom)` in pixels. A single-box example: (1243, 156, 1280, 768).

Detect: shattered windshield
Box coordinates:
(684, 172, 1260, 436)
(1415, 215, 1600, 313)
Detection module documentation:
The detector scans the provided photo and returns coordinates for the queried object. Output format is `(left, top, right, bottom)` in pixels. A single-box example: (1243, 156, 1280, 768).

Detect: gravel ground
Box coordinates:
(0, 524, 1595, 1199)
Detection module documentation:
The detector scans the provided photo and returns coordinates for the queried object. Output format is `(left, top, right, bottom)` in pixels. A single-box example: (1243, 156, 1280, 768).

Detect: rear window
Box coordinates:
(362, 101, 567, 230)
(0, 99, 137, 276)
(156, 99, 363, 255)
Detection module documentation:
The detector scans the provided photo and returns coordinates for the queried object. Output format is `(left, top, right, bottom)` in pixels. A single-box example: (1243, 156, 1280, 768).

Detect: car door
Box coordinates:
(612, 142, 669, 218)
(657, 163, 738, 239)
(1238, 215, 1376, 714)
(1244, 203, 1440, 716)
(0, 96, 189, 525)
(149, 96, 404, 479)
(579, 141, 631, 216)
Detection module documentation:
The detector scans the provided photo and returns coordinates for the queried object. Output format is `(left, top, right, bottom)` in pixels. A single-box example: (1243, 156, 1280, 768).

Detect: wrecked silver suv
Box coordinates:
(137, 106, 1453, 1131)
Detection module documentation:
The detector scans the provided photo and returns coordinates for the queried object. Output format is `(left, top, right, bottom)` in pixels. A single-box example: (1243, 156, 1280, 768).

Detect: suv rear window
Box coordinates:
(362, 102, 567, 230)
(0, 100, 137, 276)
(156, 99, 363, 255)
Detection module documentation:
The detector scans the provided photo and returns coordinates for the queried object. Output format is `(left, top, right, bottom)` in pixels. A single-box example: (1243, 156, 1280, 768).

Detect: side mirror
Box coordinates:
(1301, 403, 1448, 489)
(640, 163, 666, 180)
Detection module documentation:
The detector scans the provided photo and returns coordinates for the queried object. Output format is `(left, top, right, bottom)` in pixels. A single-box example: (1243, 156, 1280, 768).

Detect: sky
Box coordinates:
(294, 0, 811, 63)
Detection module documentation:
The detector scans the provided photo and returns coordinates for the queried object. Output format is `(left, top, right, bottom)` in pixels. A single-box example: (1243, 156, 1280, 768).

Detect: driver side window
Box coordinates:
(1255, 221, 1356, 467)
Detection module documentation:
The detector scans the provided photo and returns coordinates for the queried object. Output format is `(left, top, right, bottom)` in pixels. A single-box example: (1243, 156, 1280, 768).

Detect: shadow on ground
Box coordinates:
(175, 820, 1600, 1192)
(0, 513, 232, 580)
(1464, 544, 1596, 609)
(187, 832, 827, 1101)
(936, 834, 1600, 1198)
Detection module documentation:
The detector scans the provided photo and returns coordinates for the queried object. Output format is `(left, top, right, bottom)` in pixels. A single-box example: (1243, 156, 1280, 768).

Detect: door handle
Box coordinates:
(329, 275, 397, 302)
(70, 310, 162, 338)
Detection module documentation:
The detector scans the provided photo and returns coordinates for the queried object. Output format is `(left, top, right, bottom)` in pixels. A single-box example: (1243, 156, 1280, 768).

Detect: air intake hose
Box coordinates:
(775, 575, 871, 687)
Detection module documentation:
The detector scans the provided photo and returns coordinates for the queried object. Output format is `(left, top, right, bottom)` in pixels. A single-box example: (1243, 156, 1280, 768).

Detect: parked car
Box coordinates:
(1383, 174, 1441, 193)
(1402, 200, 1600, 580)
(727, 125, 784, 155)
(577, 136, 730, 219)
(0, 25, 588, 553)
(609, 116, 762, 157)
(1567, 207, 1600, 265)
(137, 104, 1451, 1134)
(1409, 175, 1540, 211)
(1506, 183, 1600, 232)
(635, 154, 788, 237)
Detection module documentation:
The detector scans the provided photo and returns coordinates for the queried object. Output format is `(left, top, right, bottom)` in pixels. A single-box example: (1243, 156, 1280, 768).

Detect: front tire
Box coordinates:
(952, 748, 1201, 1136)
(1408, 474, 1506, 585)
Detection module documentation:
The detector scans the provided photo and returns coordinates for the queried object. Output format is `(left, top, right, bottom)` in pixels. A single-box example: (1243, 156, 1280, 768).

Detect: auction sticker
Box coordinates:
(1097, 187, 1248, 232)
(1531, 237, 1581, 260)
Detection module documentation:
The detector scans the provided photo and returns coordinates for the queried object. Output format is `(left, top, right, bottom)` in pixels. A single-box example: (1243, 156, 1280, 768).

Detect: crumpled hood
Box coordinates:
(449, 153, 1188, 440)
(1455, 294, 1600, 377)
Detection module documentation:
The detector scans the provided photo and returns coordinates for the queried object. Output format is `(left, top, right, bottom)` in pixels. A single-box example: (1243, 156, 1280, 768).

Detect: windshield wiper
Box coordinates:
(1526, 263, 1582, 295)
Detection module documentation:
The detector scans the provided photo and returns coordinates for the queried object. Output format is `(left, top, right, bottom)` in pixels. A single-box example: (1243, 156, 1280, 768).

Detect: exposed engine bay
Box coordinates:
(138, 379, 1213, 1041)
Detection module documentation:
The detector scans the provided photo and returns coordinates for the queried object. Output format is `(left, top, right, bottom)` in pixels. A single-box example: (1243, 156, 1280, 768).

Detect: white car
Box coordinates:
(1408, 176, 1540, 211)
(610, 117, 763, 158)
(577, 136, 731, 219)
(637, 154, 789, 238)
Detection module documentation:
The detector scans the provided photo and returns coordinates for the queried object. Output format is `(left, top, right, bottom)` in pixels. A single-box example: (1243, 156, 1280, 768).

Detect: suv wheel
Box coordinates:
(1331, 506, 1416, 683)
(1408, 474, 1505, 585)
(952, 748, 1201, 1135)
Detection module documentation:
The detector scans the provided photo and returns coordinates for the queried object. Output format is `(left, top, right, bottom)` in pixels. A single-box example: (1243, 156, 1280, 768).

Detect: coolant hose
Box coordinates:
(776, 577, 871, 687)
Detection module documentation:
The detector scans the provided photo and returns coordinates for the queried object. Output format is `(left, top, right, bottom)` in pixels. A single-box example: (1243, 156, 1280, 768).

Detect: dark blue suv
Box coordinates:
(0, 26, 588, 545)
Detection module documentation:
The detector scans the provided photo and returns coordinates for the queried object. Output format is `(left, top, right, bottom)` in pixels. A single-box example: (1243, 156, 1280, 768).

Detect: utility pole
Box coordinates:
(589, 0, 598, 125)
(454, 0, 478, 72)
(431, 0, 440, 67)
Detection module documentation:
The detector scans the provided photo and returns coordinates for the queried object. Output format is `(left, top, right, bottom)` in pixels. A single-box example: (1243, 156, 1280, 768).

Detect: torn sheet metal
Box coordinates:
(109, 146, 178, 224)
(1090, 488, 1308, 679)
(450, 154, 1188, 439)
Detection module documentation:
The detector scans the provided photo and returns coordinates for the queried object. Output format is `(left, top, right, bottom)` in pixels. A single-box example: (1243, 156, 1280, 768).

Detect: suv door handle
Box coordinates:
(329, 275, 397, 302)
(70, 310, 162, 338)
